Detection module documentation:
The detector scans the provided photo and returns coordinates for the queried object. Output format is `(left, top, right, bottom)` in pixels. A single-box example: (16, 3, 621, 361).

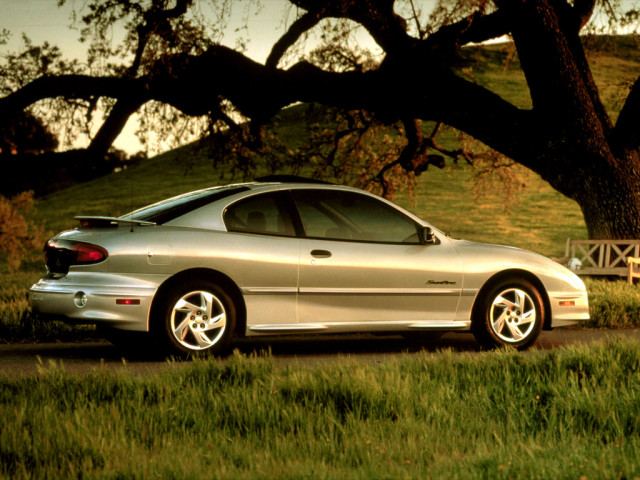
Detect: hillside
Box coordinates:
(31, 36, 640, 259)
(33, 148, 585, 259)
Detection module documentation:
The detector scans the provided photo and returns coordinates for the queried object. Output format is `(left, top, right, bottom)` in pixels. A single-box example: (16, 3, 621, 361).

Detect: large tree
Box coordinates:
(1, 0, 639, 238)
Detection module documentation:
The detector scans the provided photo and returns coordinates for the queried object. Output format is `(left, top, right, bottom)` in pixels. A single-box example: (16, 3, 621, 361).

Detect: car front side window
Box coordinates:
(292, 189, 420, 244)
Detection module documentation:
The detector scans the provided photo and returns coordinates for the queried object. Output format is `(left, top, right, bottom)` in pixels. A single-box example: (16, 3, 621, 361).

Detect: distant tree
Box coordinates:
(0, 111, 58, 155)
(2, 0, 640, 238)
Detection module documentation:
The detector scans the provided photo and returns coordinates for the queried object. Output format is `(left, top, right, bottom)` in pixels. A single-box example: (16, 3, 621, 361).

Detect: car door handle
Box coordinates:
(310, 249, 332, 258)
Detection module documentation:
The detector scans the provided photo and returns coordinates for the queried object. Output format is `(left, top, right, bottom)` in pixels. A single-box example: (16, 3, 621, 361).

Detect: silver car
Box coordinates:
(30, 178, 589, 355)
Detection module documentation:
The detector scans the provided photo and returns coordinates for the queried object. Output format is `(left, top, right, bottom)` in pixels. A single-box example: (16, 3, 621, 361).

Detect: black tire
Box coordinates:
(154, 279, 236, 357)
(471, 277, 544, 350)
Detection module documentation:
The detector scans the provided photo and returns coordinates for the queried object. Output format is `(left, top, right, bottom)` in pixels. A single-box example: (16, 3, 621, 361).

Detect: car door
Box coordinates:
(223, 190, 300, 328)
(292, 188, 463, 325)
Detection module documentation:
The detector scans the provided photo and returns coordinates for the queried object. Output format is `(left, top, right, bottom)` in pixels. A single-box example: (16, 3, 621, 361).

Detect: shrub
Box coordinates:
(584, 277, 640, 328)
(0, 191, 46, 271)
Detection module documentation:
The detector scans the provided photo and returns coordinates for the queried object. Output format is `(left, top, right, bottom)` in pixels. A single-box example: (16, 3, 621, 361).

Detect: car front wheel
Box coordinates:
(157, 280, 236, 356)
(472, 277, 544, 350)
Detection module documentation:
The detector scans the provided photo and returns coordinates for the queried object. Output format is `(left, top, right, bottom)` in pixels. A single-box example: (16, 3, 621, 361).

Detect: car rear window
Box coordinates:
(124, 185, 249, 224)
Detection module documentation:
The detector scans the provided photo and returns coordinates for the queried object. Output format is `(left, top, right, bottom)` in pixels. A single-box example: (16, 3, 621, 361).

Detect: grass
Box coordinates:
(1, 338, 640, 478)
(1, 37, 640, 480)
(0, 121, 635, 343)
(3, 36, 640, 342)
(32, 147, 586, 257)
(461, 35, 640, 120)
(584, 277, 640, 328)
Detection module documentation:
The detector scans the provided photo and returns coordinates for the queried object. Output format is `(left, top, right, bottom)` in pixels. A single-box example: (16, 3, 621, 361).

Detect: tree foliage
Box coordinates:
(0, 111, 58, 155)
(0, 191, 46, 271)
(2, 0, 640, 238)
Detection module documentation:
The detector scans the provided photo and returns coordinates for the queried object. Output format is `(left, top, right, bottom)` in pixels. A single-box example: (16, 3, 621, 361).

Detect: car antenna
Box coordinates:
(130, 183, 135, 233)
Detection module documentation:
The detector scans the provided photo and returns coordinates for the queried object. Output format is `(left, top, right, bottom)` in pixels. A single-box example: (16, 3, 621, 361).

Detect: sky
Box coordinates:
(0, 0, 336, 154)
(0, 0, 305, 62)
(1, 1, 637, 154)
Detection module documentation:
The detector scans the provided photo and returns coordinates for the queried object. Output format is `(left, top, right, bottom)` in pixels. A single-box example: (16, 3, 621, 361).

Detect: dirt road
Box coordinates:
(1, 329, 638, 378)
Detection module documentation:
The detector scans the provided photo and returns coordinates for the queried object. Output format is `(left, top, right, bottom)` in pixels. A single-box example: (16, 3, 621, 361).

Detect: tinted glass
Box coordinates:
(126, 186, 249, 224)
(292, 190, 419, 243)
(224, 192, 295, 237)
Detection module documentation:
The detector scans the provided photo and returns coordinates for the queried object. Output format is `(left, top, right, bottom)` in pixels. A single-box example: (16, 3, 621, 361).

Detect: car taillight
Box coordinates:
(44, 240, 108, 275)
(73, 243, 108, 264)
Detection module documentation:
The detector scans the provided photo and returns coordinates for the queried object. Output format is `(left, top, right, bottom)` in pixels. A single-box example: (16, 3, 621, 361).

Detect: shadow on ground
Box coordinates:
(1, 330, 638, 377)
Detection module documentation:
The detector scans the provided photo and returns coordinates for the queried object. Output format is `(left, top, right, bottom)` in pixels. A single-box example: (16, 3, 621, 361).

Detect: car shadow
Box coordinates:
(103, 332, 483, 362)
(9, 330, 616, 377)
(230, 332, 483, 357)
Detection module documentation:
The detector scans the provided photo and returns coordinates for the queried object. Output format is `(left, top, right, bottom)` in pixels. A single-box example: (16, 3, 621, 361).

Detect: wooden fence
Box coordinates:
(561, 239, 640, 276)
(628, 257, 640, 284)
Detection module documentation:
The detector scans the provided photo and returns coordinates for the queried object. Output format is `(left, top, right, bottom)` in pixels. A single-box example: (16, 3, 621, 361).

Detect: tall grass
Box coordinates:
(4, 38, 640, 341)
(0, 270, 96, 343)
(1, 339, 640, 478)
(2, 162, 640, 342)
(584, 277, 640, 328)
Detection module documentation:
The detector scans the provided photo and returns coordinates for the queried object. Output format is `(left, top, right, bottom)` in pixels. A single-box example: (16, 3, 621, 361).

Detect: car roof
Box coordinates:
(242, 182, 375, 198)
(253, 175, 332, 185)
(244, 177, 365, 193)
(119, 177, 430, 232)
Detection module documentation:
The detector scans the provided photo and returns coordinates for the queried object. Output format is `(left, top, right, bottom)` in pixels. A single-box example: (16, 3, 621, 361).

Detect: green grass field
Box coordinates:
(5, 37, 640, 341)
(2, 36, 640, 342)
(2, 339, 640, 479)
(33, 152, 587, 256)
(2, 154, 600, 343)
(2, 36, 640, 480)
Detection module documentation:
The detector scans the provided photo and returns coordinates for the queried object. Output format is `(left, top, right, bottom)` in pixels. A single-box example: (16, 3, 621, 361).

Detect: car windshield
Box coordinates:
(123, 185, 249, 224)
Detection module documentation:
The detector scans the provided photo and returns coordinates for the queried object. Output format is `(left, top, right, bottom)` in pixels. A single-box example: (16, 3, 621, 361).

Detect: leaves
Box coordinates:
(0, 191, 47, 271)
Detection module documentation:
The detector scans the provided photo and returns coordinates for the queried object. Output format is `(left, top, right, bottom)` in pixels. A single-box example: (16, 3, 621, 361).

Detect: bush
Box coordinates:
(584, 277, 640, 328)
(0, 191, 46, 271)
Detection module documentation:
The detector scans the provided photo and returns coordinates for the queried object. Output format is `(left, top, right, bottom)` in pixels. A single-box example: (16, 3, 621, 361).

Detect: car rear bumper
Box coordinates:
(30, 272, 162, 331)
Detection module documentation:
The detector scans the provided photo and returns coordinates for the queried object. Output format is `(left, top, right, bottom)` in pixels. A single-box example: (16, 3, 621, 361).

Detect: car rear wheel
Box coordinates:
(472, 277, 544, 350)
(157, 280, 236, 356)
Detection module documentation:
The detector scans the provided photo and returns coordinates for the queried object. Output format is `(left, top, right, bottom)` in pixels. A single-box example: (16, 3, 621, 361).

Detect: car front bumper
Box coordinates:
(548, 290, 590, 328)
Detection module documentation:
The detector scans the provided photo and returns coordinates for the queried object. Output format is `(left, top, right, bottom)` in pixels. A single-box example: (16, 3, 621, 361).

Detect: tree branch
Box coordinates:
(88, 97, 148, 155)
(266, 10, 325, 68)
(499, 0, 611, 139)
(420, 72, 535, 169)
(290, 0, 411, 53)
(573, 0, 596, 32)
(421, 9, 509, 52)
(1, 44, 531, 175)
(0, 75, 143, 117)
(128, 0, 193, 76)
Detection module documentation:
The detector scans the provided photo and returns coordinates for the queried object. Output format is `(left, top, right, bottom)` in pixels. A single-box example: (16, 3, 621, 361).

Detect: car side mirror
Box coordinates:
(420, 226, 437, 245)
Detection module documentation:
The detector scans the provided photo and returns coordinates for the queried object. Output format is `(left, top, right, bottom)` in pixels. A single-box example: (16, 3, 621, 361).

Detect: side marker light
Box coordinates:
(559, 300, 575, 307)
(116, 299, 140, 305)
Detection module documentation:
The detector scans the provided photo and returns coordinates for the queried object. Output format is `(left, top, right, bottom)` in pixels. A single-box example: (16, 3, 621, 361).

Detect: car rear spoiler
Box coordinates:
(74, 216, 157, 228)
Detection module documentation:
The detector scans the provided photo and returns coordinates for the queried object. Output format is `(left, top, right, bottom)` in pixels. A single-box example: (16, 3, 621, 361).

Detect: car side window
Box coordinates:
(224, 192, 295, 237)
(292, 189, 420, 244)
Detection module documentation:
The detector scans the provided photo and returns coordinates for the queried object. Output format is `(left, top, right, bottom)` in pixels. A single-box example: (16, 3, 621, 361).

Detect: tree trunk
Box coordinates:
(500, 0, 640, 240)
(3, 0, 640, 241)
(571, 158, 640, 239)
